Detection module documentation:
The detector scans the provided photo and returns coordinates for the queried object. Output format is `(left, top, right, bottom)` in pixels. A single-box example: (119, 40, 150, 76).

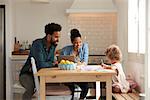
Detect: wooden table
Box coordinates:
(36, 67, 115, 100)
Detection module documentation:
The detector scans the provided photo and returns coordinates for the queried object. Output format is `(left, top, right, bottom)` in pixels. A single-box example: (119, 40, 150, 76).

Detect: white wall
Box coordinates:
(114, 0, 128, 70)
(145, 0, 150, 98)
(6, 0, 15, 99)
(127, 54, 145, 92)
(14, 0, 73, 50)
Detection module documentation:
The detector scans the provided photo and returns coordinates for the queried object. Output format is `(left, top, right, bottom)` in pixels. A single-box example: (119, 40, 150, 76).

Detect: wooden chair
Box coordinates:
(31, 57, 71, 100)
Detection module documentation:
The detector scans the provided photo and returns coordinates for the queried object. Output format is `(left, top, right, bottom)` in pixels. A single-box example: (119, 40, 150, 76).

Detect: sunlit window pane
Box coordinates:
(128, 0, 146, 54)
(139, 0, 146, 53)
(128, 0, 138, 53)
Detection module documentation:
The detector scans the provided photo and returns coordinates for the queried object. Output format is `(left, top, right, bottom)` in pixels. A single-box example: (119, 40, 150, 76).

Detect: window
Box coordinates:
(128, 0, 146, 53)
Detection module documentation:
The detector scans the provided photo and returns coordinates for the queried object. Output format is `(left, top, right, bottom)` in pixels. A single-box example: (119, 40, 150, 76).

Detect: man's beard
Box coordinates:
(50, 37, 58, 46)
(51, 41, 58, 46)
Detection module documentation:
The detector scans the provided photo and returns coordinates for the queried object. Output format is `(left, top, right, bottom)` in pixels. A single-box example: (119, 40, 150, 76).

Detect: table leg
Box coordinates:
(40, 76, 46, 100)
(96, 81, 101, 100)
(106, 77, 112, 100)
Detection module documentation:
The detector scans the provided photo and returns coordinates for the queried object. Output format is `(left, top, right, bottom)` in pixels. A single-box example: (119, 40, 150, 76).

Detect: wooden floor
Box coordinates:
(112, 93, 139, 100)
(13, 92, 96, 100)
(14, 93, 72, 100)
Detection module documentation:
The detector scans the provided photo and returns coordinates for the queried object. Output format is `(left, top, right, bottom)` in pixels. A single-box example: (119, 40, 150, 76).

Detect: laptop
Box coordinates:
(57, 55, 75, 62)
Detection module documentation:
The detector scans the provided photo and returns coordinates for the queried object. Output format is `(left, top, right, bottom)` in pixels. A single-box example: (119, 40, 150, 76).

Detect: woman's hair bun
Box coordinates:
(70, 28, 81, 42)
(70, 29, 79, 35)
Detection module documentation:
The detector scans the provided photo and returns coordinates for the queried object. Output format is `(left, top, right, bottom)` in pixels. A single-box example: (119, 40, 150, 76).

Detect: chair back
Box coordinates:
(31, 57, 40, 97)
(31, 57, 71, 100)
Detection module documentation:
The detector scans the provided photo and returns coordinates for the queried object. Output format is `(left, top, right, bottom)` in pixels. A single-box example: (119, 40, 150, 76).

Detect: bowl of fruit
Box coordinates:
(58, 60, 77, 70)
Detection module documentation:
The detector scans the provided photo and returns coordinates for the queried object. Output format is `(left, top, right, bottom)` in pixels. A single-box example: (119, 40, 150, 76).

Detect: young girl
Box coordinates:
(102, 45, 130, 93)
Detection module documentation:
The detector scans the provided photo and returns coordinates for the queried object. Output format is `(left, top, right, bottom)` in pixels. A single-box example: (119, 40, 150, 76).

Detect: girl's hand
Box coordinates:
(101, 63, 112, 69)
(101, 63, 107, 68)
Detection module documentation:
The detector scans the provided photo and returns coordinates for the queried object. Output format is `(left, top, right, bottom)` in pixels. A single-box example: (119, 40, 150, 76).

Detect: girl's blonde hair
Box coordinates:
(105, 44, 122, 61)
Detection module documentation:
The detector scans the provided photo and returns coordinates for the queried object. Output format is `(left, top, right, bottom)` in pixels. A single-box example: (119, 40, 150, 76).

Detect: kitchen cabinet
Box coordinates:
(10, 55, 28, 95)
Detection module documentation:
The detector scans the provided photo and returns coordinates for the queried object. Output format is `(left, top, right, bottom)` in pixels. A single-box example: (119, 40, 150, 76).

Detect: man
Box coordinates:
(19, 23, 62, 100)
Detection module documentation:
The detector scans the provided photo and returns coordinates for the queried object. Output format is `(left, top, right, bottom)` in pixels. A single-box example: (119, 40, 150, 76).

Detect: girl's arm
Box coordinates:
(102, 64, 118, 75)
(101, 63, 112, 69)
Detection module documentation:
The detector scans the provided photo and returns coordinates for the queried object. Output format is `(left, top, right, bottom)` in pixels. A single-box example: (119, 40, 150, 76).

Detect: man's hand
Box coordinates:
(53, 61, 58, 67)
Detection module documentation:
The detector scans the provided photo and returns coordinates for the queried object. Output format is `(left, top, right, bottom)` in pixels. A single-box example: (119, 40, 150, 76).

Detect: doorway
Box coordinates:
(0, 5, 6, 100)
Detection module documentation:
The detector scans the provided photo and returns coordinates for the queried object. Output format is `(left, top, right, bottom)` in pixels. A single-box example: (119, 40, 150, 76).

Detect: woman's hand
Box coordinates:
(76, 62, 86, 70)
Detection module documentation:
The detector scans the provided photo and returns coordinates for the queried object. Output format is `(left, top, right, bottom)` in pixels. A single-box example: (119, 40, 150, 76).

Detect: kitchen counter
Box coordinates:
(11, 55, 28, 61)
(10, 54, 107, 63)
(11, 50, 29, 61)
(12, 50, 29, 55)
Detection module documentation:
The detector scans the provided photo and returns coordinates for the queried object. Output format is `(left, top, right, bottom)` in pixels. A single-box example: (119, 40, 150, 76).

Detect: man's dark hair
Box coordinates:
(45, 23, 62, 35)
(70, 28, 81, 42)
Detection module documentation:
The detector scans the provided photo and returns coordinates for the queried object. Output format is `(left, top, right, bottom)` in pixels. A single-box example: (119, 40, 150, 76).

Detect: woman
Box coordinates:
(61, 29, 89, 100)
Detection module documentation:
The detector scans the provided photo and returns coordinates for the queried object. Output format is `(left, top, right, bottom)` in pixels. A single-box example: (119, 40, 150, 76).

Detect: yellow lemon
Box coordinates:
(65, 60, 70, 64)
(70, 61, 74, 64)
(60, 60, 65, 64)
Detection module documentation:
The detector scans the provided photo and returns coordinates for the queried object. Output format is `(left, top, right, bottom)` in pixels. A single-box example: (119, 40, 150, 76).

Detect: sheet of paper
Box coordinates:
(96, 69, 114, 73)
(80, 65, 103, 71)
